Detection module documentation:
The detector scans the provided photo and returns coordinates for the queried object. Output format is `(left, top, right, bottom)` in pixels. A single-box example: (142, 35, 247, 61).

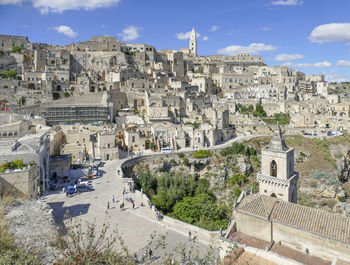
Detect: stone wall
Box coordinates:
(235, 210, 350, 261)
(234, 212, 271, 242)
(0, 165, 39, 198)
(273, 220, 350, 260)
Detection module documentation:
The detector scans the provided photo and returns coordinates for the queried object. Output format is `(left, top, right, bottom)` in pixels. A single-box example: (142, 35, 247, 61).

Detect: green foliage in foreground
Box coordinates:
(192, 150, 212, 159)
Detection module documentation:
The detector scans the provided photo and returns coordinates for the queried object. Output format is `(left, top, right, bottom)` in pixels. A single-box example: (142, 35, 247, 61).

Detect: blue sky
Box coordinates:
(1, 0, 350, 82)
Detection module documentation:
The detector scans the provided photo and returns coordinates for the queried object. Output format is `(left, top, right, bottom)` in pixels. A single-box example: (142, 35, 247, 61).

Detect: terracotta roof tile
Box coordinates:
(237, 194, 350, 244)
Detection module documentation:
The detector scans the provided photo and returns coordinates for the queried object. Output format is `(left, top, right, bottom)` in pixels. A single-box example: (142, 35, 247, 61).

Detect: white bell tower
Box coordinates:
(257, 127, 299, 203)
(189, 27, 197, 57)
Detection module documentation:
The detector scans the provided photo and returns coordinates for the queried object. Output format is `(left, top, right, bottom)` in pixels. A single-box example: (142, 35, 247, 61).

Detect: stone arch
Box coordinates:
(270, 193, 277, 198)
(270, 160, 277, 177)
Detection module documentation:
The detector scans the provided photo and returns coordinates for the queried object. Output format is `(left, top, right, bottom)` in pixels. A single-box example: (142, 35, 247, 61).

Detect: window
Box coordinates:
(132, 136, 135, 143)
(270, 160, 277, 177)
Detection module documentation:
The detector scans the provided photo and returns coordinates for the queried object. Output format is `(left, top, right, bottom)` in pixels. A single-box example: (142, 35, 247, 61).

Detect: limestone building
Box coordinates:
(257, 128, 298, 203)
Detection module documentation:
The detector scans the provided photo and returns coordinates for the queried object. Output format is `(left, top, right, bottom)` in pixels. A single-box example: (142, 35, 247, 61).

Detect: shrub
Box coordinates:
(193, 150, 212, 159)
(0, 70, 17, 79)
(183, 158, 190, 166)
(11, 46, 22, 53)
(232, 187, 241, 198)
(178, 153, 184, 159)
(230, 173, 248, 187)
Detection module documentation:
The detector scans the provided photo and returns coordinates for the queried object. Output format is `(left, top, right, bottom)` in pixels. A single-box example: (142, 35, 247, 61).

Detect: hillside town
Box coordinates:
(1, 29, 350, 264)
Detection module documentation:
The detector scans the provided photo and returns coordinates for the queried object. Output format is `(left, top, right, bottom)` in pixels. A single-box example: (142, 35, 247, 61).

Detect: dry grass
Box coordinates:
(0, 190, 39, 264)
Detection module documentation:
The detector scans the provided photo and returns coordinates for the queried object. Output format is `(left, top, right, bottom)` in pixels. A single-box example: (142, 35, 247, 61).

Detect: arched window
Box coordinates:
(270, 193, 277, 198)
(270, 160, 277, 177)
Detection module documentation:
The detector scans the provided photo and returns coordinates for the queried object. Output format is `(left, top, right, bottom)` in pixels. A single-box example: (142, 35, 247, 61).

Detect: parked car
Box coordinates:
(78, 177, 93, 186)
(64, 186, 76, 195)
(160, 147, 173, 153)
(74, 184, 94, 193)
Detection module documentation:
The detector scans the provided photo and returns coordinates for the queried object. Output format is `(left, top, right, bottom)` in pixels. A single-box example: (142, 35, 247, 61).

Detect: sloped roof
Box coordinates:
(237, 194, 350, 244)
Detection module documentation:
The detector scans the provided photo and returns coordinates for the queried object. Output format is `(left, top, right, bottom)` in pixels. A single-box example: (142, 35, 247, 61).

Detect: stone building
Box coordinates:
(95, 132, 119, 161)
(0, 164, 39, 199)
(0, 34, 32, 51)
(257, 127, 298, 203)
(234, 194, 350, 261)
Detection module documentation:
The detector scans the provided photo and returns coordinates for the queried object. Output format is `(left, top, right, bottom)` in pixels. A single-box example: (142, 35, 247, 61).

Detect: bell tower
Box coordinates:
(189, 27, 197, 57)
(257, 127, 299, 203)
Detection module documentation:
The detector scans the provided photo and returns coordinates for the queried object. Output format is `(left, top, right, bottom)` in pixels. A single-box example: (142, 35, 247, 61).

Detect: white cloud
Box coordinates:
(176, 31, 200, 40)
(275, 53, 304, 62)
(202, 36, 209, 41)
(270, 0, 303, 6)
(218, 43, 277, 55)
(262, 27, 271, 31)
(209, 26, 220, 32)
(285, 61, 332, 67)
(0, 0, 121, 13)
(0, 0, 23, 4)
(118, 25, 140, 42)
(337, 60, 350, 66)
(52, 26, 77, 38)
(309, 23, 350, 43)
(325, 70, 350, 82)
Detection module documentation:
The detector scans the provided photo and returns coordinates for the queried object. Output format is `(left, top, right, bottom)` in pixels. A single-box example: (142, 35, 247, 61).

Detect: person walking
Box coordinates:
(132, 202, 135, 209)
(148, 249, 153, 259)
(188, 231, 192, 241)
(112, 195, 115, 203)
(107, 201, 110, 210)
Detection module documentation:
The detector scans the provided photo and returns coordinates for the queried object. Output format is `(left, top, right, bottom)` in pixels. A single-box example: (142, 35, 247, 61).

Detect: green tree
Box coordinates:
(173, 193, 228, 230)
(0, 70, 17, 79)
(138, 170, 157, 196)
(152, 190, 173, 213)
(11, 46, 22, 53)
(18, 96, 26, 106)
(195, 178, 210, 195)
(64, 91, 70, 98)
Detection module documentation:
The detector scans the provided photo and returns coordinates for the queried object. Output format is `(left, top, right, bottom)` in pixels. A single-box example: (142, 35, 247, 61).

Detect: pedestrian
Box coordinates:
(148, 249, 153, 258)
(118, 169, 120, 175)
(149, 201, 152, 209)
(132, 202, 135, 209)
(123, 187, 126, 195)
(107, 201, 110, 210)
(188, 231, 192, 241)
(112, 195, 115, 203)
(122, 202, 124, 210)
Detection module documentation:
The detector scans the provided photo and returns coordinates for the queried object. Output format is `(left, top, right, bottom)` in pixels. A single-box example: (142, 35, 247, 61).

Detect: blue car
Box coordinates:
(65, 186, 76, 196)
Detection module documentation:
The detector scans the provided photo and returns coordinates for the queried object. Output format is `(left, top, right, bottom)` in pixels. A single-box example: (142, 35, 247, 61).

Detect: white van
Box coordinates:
(160, 147, 173, 153)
